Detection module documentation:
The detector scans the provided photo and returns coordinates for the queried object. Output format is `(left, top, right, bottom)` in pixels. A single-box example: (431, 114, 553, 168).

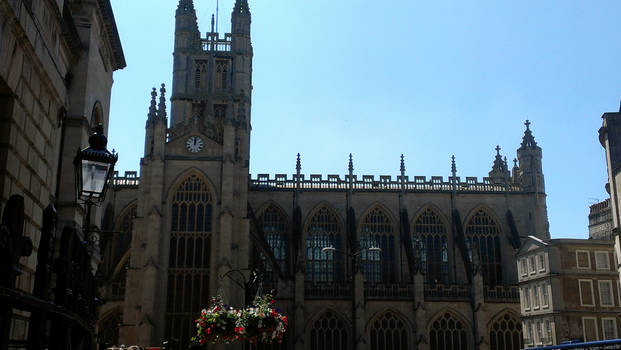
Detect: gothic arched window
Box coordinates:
(257, 204, 288, 281)
(166, 174, 213, 350)
(429, 312, 469, 350)
(359, 207, 395, 283)
(101, 204, 136, 300)
(309, 311, 349, 350)
(98, 311, 122, 350)
(306, 205, 342, 282)
(412, 208, 449, 284)
(489, 313, 523, 350)
(369, 312, 409, 350)
(465, 208, 502, 286)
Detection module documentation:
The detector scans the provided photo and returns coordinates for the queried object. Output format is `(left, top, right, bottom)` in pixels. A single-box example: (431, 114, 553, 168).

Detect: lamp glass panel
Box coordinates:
(81, 160, 110, 198)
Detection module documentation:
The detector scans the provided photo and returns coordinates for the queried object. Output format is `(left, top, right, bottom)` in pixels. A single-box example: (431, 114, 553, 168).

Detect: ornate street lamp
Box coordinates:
(74, 124, 118, 245)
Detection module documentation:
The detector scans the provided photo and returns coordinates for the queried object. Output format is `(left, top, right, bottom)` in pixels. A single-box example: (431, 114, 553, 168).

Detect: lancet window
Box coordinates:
(306, 206, 342, 282)
(369, 312, 409, 350)
(309, 312, 349, 350)
(165, 174, 213, 350)
(359, 207, 395, 283)
(489, 313, 523, 350)
(465, 208, 502, 286)
(195, 62, 207, 90)
(429, 313, 469, 350)
(215, 60, 229, 90)
(412, 208, 449, 284)
(257, 204, 288, 281)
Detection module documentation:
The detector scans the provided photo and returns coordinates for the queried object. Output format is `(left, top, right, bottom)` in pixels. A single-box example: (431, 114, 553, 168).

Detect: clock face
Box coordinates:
(186, 136, 204, 153)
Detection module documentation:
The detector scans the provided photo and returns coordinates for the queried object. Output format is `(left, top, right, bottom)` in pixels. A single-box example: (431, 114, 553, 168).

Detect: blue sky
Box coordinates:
(108, 0, 621, 238)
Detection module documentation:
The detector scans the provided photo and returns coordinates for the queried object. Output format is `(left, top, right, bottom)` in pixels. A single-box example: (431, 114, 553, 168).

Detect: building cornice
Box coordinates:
(96, 0, 126, 70)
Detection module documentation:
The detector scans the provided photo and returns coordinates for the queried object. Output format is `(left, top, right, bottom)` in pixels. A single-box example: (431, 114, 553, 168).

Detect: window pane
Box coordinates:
(579, 280, 594, 306)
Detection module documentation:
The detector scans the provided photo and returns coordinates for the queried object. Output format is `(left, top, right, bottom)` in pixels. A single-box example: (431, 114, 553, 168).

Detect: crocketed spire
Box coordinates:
(234, 0, 250, 15)
(177, 0, 195, 12)
(147, 87, 157, 120)
(451, 155, 457, 179)
(348, 154, 354, 174)
(520, 119, 538, 148)
(157, 84, 167, 121)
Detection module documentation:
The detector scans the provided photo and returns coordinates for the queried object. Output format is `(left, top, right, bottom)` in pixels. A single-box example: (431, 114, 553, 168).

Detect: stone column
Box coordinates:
(294, 270, 305, 350)
(354, 270, 366, 350)
(472, 271, 488, 350)
(414, 271, 428, 350)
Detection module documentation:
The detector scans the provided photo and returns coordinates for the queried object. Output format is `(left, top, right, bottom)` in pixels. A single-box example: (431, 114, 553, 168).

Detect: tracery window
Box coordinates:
(465, 208, 502, 286)
(412, 208, 449, 284)
(429, 312, 469, 350)
(369, 312, 408, 350)
(306, 206, 342, 282)
(165, 174, 213, 350)
(309, 311, 349, 350)
(257, 204, 288, 281)
(489, 313, 523, 350)
(195, 62, 207, 89)
(359, 207, 395, 283)
(215, 60, 229, 89)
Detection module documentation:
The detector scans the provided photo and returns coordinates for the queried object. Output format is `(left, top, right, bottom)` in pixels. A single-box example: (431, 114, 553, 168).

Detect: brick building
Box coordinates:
(517, 237, 621, 346)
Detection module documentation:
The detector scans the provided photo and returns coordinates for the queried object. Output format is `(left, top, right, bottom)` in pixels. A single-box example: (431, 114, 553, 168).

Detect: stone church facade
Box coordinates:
(98, 1, 550, 349)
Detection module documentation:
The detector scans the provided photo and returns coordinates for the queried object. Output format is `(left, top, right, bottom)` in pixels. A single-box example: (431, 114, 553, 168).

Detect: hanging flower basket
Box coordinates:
(192, 293, 288, 345)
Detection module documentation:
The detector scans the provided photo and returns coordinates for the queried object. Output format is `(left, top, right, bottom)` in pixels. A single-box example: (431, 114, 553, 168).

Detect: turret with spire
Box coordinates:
(517, 120, 545, 194)
(170, 0, 200, 126)
(232, 0, 251, 36)
(516, 120, 549, 238)
(488, 145, 510, 184)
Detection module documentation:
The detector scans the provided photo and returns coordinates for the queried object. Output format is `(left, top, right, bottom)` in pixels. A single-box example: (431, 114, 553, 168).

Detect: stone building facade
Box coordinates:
(99, 1, 551, 349)
(589, 198, 613, 240)
(0, 0, 125, 346)
(517, 237, 621, 346)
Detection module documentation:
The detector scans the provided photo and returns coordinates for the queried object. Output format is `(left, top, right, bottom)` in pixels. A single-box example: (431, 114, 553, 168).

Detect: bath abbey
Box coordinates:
(97, 1, 549, 349)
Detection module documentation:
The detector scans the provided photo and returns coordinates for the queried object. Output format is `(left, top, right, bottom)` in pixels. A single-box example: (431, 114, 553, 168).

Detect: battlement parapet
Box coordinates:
(249, 173, 522, 193)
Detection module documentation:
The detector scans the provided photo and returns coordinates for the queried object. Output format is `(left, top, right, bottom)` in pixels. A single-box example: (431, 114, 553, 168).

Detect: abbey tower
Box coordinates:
(118, 0, 253, 346)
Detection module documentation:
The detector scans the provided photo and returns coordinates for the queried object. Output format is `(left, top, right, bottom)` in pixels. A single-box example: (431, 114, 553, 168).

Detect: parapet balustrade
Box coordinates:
(484, 285, 520, 303)
(424, 284, 471, 301)
(304, 282, 353, 299)
(249, 173, 522, 193)
(201, 32, 231, 52)
(112, 171, 139, 188)
(364, 283, 415, 300)
(112, 171, 523, 192)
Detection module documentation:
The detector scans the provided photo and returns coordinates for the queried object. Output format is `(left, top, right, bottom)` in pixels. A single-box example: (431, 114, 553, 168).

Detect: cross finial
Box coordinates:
(513, 158, 518, 167)
(495, 145, 501, 155)
(525, 119, 531, 130)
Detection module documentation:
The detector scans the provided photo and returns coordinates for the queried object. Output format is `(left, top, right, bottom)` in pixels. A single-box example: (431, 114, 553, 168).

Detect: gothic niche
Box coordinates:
(189, 102, 226, 144)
